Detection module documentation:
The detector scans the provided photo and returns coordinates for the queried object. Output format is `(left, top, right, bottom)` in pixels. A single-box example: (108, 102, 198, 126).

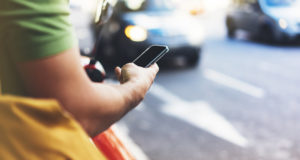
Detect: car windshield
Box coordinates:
(265, 0, 299, 6)
(122, 0, 177, 12)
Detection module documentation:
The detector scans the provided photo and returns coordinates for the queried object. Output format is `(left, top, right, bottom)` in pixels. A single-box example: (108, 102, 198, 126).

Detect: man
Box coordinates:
(0, 0, 158, 158)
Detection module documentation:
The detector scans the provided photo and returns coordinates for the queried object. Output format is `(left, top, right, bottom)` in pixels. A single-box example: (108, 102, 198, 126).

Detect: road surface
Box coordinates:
(115, 11, 300, 160)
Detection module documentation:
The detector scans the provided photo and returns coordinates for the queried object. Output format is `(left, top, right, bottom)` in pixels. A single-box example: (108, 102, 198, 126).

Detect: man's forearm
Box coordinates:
(66, 81, 146, 137)
(17, 47, 157, 137)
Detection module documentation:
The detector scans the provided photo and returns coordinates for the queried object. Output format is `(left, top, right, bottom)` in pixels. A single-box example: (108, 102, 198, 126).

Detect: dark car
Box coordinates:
(226, 0, 300, 43)
(95, 0, 204, 70)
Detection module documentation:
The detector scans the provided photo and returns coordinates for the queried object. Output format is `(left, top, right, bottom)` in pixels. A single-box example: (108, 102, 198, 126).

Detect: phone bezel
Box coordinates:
(133, 45, 169, 67)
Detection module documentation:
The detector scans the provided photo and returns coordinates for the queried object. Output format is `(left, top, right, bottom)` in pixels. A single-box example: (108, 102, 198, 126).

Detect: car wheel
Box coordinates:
(188, 51, 201, 67)
(226, 17, 236, 38)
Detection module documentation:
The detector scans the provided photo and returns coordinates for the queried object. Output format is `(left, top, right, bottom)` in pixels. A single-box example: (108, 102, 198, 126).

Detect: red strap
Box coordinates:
(84, 64, 97, 70)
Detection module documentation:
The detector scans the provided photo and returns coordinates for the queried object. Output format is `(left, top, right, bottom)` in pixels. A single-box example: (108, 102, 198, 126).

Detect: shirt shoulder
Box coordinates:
(0, 0, 77, 61)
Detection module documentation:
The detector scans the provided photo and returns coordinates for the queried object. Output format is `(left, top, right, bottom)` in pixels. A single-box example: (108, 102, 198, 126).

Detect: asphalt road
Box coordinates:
(115, 12, 300, 160)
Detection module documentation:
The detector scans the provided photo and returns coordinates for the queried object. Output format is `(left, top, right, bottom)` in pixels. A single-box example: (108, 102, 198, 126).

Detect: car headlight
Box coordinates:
(278, 18, 288, 29)
(124, 25, 148, 42)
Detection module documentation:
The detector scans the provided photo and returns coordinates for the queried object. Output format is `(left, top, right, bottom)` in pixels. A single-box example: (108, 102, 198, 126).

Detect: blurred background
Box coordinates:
(70, 0, 300, 159)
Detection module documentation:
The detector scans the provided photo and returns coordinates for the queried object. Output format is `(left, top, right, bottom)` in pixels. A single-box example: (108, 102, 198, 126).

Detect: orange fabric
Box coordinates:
(93, 128, 135, 160)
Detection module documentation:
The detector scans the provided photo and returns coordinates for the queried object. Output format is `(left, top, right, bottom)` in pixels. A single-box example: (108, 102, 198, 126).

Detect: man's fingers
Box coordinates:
(149, 63, 159, 73)
(114, 66, 122, 81)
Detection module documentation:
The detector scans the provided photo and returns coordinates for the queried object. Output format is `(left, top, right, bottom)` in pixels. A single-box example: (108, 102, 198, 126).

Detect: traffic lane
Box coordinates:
(155, 38, 300, 158)
(203, 38, 300, 97)
(119, 80, 265, 160)
(153, 71, 300, 160)
(118, 73, 254, 160)
(120, 85, 299, 160)
(156, 38, 300, 132)
(202, 38, 300, 128)
(201, 38, 300, 152)
(118, 37, 300, 160)
(119, 100, 255, 160)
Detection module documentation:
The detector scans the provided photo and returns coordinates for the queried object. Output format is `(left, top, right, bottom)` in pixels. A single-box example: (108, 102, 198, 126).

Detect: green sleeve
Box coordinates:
(1, 0, 77, 61)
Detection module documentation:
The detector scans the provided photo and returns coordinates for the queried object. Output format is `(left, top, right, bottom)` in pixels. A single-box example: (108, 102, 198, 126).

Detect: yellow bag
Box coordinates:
(0, 95, 107, 160)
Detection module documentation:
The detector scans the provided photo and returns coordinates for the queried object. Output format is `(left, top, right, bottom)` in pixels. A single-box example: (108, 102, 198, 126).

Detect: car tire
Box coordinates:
(188, 51, 201, 67)
(226, 17, 236, 38)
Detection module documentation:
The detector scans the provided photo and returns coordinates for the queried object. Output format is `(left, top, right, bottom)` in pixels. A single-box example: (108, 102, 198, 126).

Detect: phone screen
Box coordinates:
(134, 45, 168, 67)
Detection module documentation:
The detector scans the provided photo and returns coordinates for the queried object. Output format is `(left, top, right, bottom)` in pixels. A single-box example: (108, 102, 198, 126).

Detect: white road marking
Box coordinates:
(104, 79, 148, 159)
(112, 124, 150, 160)
(150, 84, 249, 147)
(203, 69, 265, 98)
(161, 101, 248, 147)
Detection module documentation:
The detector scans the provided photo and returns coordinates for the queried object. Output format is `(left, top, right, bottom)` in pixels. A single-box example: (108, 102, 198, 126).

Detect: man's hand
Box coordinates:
(114, 63, 159, 106)
(115, 63, 159, 84)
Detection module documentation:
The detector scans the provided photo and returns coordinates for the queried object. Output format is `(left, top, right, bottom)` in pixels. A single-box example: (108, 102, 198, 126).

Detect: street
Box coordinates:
(115, 12, 300, 160)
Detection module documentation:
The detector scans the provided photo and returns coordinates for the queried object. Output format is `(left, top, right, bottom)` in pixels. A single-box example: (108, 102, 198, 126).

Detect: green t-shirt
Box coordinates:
(0, 0, 77, 95)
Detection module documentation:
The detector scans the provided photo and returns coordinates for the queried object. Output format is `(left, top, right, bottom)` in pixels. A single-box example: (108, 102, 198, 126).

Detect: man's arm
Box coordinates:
(17, 47, 159, 137)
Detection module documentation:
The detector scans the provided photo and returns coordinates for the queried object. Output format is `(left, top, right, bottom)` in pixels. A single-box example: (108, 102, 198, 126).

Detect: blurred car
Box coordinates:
(95, 0, 205, 70)
(226, 0, 300, 43)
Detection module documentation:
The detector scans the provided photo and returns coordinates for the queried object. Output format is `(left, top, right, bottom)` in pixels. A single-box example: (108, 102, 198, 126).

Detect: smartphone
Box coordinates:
(133, 45, 169, 67)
